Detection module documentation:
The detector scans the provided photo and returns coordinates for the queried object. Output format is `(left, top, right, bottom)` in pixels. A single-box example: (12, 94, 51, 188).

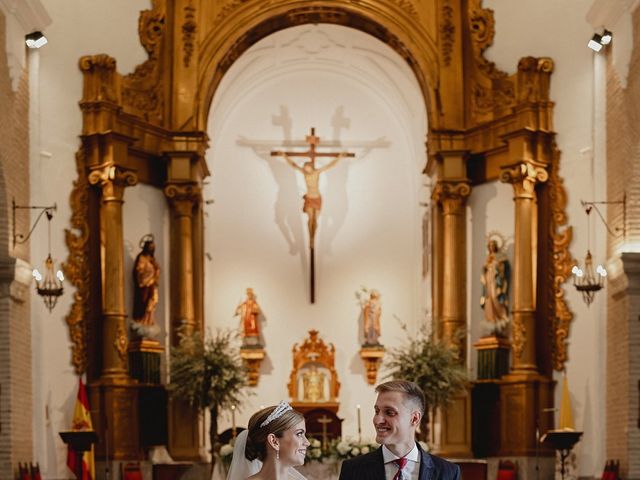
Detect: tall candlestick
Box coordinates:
(231, 405, 237, 439)
(357, 404, 362, 444)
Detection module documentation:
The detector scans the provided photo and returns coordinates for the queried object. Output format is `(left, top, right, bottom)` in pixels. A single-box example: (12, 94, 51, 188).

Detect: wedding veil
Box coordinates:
(225, 429, 307, 480)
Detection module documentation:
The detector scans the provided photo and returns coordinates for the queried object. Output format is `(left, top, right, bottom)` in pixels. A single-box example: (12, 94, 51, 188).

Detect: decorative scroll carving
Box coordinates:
(78, 55, 118, 103)
(440, 1, 454, 67)
(432, 180, 472, 204)
(468, 1, 502, 78)
(548, 145, 575, 371)
(164, 183, 202, 216)
(182, 3, 196, 68)
(62, 149, 91, 375)
(499, 162, 549, 195)
(215, 0, 253, 25)
(517, 56, 554, 103)
(88, 165, 138, 191)
(122, 6, 165, 124)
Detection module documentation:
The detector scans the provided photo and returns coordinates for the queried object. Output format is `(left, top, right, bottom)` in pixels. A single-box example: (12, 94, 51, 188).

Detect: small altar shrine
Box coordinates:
(288, 330, 343, 445)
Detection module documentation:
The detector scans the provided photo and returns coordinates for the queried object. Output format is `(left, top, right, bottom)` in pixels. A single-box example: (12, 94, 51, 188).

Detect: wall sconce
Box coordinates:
(587, 29, 612, 52)
(571, 196, 625, 306)
(12, 199, 64, 312)
(25, 31, 48, 49)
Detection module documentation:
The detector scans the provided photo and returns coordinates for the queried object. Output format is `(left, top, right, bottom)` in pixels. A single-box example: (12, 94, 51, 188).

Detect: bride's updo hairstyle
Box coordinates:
(245, 403, 304, 461)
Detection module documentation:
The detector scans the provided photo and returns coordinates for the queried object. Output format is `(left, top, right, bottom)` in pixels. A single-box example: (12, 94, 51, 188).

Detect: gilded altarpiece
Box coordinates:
(65, 0, 575, 463)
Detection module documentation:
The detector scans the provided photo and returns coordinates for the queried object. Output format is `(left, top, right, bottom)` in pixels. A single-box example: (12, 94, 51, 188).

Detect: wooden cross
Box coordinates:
(271, 128, 354, 303)
(316, 414, 333, 452)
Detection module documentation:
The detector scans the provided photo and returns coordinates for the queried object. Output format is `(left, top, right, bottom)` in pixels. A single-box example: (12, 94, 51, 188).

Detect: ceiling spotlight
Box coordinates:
(601, 29, 612, 45)
(25, 31, 48, 49)
(587, 34, 603, 52)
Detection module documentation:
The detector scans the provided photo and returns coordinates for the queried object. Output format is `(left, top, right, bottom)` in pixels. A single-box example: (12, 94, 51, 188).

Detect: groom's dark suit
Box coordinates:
(338, 443, 460, 480)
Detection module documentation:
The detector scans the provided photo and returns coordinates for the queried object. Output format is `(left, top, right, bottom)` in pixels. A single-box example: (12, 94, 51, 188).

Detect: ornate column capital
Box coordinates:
(164, 182, 202, 216)
(499, 161, 548, 197)
(432, 180, 471, 213)
(88, 165, 138, 200)
(79, 54, 119, 104)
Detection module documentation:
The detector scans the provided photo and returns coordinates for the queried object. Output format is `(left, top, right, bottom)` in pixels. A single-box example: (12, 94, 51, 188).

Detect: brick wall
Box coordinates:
(606, 6, 640, 480)
(0, 11, 33, 480)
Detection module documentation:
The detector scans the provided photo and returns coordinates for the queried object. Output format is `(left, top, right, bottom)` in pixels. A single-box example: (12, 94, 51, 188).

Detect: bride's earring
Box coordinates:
(276, 449, 280, 460)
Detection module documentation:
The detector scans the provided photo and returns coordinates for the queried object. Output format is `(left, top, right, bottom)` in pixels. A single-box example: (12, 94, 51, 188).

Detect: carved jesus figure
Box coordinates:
(279, 153, 345, 247)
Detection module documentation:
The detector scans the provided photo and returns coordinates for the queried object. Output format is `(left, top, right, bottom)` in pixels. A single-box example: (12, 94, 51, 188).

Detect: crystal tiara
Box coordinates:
(260, 401, 292, 428)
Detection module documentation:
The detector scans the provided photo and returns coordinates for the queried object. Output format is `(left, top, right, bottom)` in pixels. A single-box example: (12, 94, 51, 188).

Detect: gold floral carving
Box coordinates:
(122, 5, 165, 124)
(288, 330, 340, 402)
(548, 146, 575, 371)
(62, 149, 91, 375)
(182, 3, 196, 68)
(440, 1, 454, 67)
(78, 55, 118, 103)
(215, 0, 253, 25)
(511, 318, 526, 360)
(115, 322, 128, 363)
(392, 0, 418, 17)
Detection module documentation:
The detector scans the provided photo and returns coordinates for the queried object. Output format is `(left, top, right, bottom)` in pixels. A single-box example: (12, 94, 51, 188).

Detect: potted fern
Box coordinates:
(384, 323, 467, 443)
(169, 327, 248, 464)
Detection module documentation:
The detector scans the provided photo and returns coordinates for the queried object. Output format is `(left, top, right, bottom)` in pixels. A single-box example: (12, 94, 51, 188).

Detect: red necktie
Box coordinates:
(393, 457, 408, 480)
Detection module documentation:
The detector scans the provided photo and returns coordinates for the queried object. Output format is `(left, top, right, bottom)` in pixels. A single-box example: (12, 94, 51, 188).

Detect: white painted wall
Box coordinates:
(204, 24, 428, 443)
(486, 0, 607, 476)
(31, 1, 150, 478)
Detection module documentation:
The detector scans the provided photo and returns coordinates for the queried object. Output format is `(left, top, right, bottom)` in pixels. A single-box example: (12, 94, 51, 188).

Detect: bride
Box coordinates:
(227, 401, 310, 480)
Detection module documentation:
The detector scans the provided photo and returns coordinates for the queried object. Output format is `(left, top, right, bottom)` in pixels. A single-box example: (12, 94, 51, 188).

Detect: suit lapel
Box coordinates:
(372, 447, 387, 478)
(417, 443, 434, 480)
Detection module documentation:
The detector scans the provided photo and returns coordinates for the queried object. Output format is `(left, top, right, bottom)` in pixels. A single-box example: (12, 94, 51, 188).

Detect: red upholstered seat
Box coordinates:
(497, 460, 517, 480)
(121, 462, 143, 480)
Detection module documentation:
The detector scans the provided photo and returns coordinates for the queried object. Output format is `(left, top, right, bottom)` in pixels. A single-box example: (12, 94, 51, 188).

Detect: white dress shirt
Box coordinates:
(382, 444, 420, 480)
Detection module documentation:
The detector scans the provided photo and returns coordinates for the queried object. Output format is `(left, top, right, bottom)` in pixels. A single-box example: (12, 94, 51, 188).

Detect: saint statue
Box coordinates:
(302, 365, 326, 402)
(361, 290, 382, 346)
(132, 234, 161, 338)
(235, 288, 262, 346)
(480, 236, 511, 336)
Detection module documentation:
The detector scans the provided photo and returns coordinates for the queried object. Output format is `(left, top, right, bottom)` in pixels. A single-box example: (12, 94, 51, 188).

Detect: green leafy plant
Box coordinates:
(384, 323, 468, 441)
(169, 327, 248, 463)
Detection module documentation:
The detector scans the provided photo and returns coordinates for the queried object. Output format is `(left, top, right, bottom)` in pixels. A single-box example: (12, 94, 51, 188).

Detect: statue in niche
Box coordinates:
(132, 234, 161, 338)
(302, 364, 326, 402)
(357, 288, 382, 346)
(480, 233, 511, 337)
(235, 287, 262, 347)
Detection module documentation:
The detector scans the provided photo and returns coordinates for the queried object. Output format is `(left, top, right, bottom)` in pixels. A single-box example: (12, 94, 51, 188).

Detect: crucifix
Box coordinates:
(316, 414, 333, 452)
(271, 127, 355, 303)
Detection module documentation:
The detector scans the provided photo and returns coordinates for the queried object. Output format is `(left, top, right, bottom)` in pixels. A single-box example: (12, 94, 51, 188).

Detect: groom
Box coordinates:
(339, 380, 460, 480)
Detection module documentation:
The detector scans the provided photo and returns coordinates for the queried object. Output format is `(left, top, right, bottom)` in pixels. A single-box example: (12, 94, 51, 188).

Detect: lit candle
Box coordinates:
(357, 404, 362, 444)
(231, 405, 237, 439)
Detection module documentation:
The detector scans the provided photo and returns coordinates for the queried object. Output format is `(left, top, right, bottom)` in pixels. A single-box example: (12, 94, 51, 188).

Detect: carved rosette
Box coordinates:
(548, 146, 576, 371)
(122, 6, 166, 124)
(62, 149, 91, 375)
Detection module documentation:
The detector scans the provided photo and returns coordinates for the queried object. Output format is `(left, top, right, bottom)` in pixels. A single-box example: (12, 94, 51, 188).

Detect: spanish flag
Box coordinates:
(66, 378, 95, 480)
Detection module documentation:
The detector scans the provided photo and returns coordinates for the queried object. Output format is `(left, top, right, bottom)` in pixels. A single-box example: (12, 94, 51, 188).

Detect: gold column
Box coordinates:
(164, 183, 200, 338)
(431, 178, 472, 458)
(88, 164, 138, 380)
(500, 161, 548, 373)
(433, 180, 471, 354)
